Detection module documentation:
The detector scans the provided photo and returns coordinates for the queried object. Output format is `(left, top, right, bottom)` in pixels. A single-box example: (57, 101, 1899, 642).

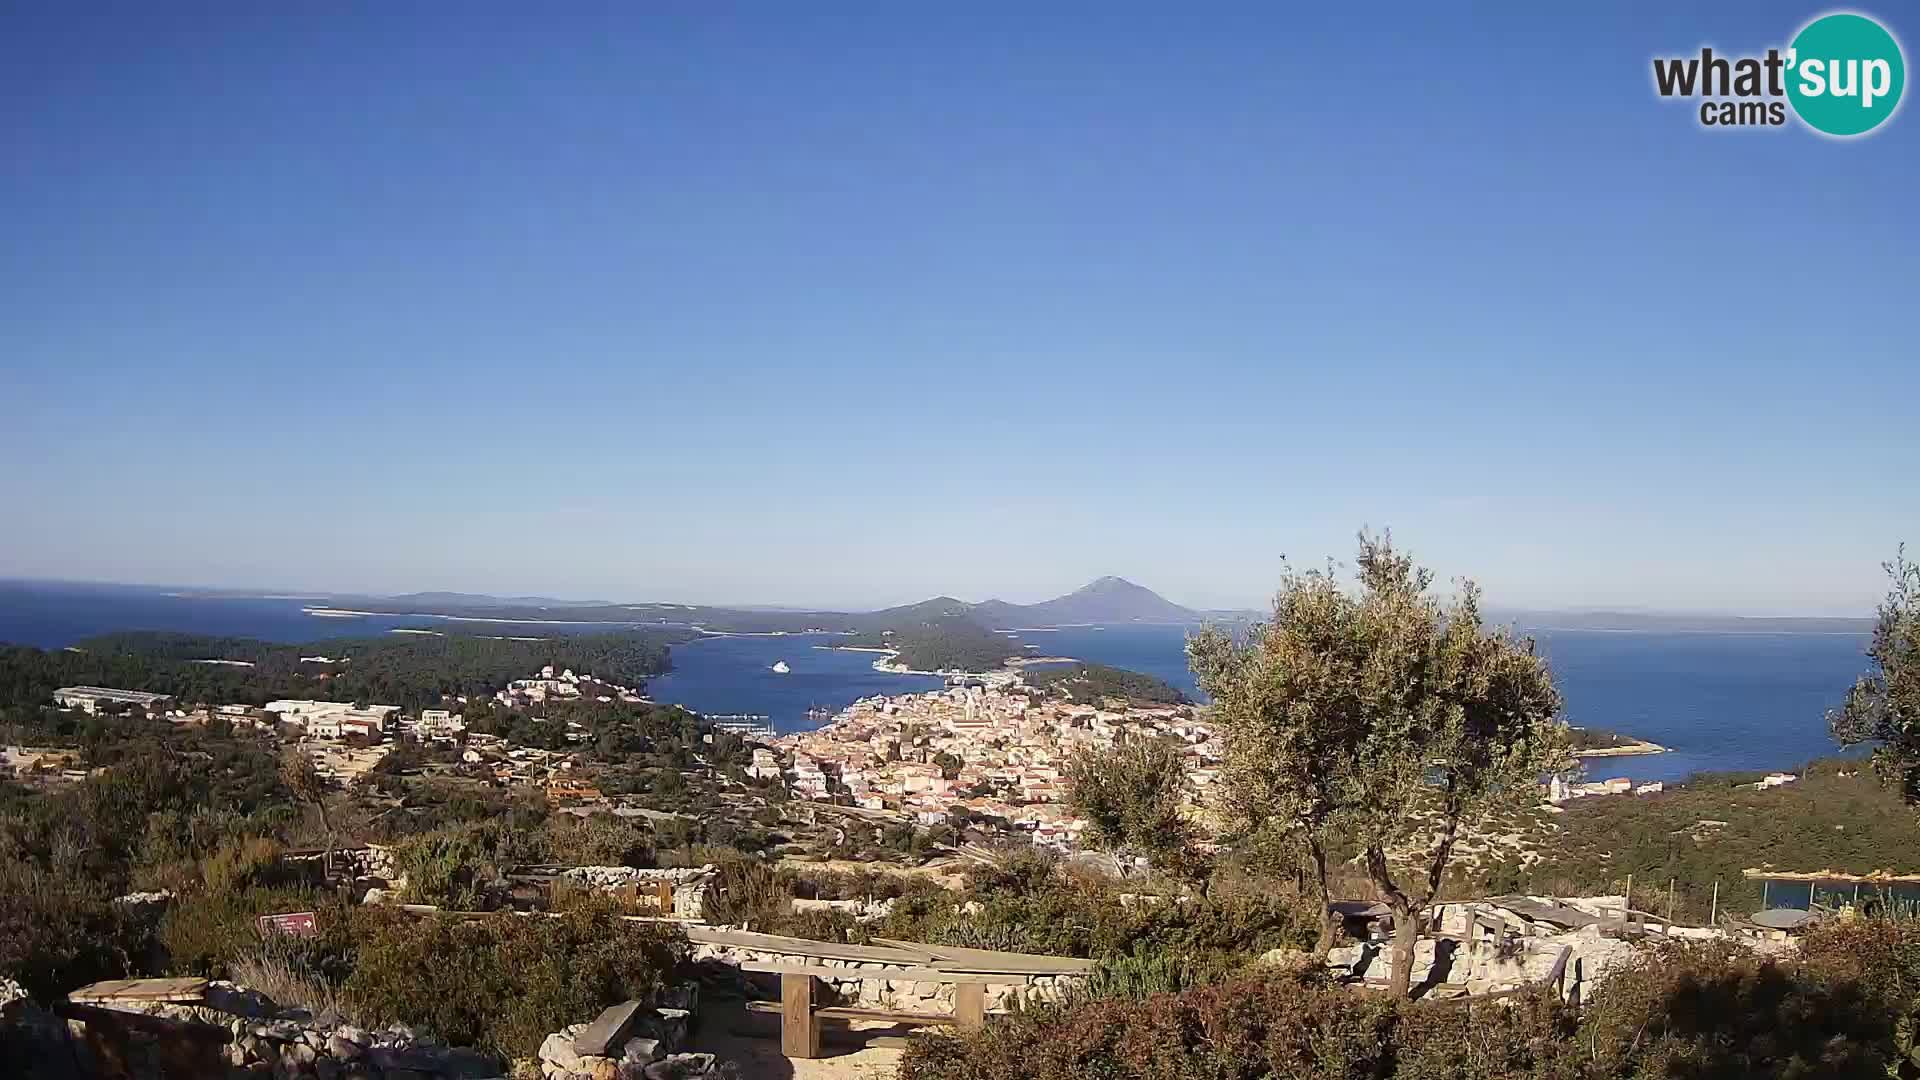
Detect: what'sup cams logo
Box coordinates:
(1653, 11, 1905, 136)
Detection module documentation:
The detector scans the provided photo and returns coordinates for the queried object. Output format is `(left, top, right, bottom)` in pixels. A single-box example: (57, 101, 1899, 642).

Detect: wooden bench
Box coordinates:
(740, 962, 1004, 1058)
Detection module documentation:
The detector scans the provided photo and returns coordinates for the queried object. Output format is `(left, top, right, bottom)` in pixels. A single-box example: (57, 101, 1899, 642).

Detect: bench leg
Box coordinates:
(781, 973, 821, 1058)
(955, 982, 985, 1031)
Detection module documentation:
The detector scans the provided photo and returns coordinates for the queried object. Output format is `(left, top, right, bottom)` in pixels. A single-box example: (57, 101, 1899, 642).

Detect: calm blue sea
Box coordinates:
(0, 582, 1872, 783)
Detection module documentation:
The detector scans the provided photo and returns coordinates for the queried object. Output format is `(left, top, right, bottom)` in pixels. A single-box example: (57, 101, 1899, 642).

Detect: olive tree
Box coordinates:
(1189, 569, 1354, 956)
(1064, 734, 1193, 880)
(1832, 547, 1920, 802)
(1191, 533, 1567, 994)
(280, 751, 335, 861)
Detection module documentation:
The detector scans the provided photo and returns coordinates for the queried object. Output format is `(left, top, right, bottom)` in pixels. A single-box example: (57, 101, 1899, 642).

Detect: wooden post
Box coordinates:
(780, 972, 820, 1059)
(955, 982, 986, 1030)
(1623, 874, 1633, 933)
(656, 880, 675, 914)
(1667, 879, 1675, 929)
(1710, 881, 1719, 926)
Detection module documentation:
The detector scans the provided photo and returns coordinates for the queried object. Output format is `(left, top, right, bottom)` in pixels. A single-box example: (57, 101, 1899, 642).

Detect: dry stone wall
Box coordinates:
(687, 942, 1083, 1012)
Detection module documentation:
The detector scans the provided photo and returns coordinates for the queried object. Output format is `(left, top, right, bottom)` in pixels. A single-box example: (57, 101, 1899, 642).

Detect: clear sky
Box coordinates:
(3, 3, 1914, 615)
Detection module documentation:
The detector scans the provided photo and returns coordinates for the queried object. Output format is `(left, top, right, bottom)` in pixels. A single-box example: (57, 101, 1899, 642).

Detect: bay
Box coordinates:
(0, 582, 1874, 783)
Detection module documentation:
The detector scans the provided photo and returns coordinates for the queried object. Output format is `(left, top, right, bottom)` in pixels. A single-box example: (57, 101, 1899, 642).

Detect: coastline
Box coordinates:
(1573, 739, 1669, 758)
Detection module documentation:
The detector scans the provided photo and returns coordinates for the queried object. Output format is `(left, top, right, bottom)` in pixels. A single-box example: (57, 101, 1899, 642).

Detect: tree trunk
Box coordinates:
(1388, 901, 1419, 998)
(1308, 836, 1336, 957)
(316, 797, 336, 877)
(1365, 842, 1420, 999)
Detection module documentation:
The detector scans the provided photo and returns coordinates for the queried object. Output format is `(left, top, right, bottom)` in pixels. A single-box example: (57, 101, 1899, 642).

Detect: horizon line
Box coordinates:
(0, 574, 1878, 624)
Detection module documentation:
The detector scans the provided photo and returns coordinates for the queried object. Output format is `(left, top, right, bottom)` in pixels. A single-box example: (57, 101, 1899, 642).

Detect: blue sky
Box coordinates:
(2, 3, 1914, 615)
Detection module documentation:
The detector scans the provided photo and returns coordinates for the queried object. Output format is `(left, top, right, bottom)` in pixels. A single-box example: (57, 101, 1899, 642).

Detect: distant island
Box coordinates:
(0, 628, 688, 712)
(830, 616, 1020, 674)
(294, 576, 1231, 677)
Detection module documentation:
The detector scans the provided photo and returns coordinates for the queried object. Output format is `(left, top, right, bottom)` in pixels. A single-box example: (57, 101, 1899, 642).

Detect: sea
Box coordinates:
(0, 581, 1874, 785)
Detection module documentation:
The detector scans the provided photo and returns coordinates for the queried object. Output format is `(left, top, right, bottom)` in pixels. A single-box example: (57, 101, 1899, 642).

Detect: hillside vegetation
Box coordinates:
(0, 629, 688, 712)
(1024, 662, 1188, 706)
(838, 616, 1018, 673)
(1485, 757, 1920, 922)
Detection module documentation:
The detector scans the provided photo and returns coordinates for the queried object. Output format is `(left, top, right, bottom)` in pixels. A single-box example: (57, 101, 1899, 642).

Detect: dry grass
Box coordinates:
(227, 944, 355, 1025)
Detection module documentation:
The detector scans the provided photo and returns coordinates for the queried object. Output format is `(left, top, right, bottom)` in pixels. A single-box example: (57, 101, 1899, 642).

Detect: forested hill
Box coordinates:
(836, 616, 1018, 673)
(1023, 662, 1189, 707)
(0, 628, 692, 712)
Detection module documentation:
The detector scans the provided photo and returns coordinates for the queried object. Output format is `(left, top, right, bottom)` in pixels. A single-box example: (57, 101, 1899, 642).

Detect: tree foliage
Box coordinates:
(1832, 547, 1920, 802)
(1190, 532, 1569, 989)
(1064, 735, 1193, 875)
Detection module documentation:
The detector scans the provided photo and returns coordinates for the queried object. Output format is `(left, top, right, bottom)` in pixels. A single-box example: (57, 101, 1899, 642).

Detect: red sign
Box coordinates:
(257, 911, 318, 937)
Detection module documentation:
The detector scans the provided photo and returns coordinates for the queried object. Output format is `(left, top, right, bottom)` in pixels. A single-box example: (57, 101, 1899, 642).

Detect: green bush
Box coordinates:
(700, 857, 786, 929)
(0, 861, 141, 1000)
(900, 974, 1581, 1080)
(546, 813, 653, 868)
(344, 901, 687, 1059)
(900, 933, 1920, 1080)
(390, 822, 540, 909)
(157, 884, 321, 979)
(880, 860, 1314, 973)
(1581, 937, 1901, 1077)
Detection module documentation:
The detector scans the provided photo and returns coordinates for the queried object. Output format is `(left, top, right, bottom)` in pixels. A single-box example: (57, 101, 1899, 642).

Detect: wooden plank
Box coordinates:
(822, 1006, 955, 1025)
(954, 982, 985, 1030)
(868, 937, 1098, 974)
(573, 1000, 645, 1058)
(739, 961, 1012, 985)
(746, 1002, 955, 1025)
(68, 978, 208, 1004)
(780, 973, 820, 1059)
(1484, 896, 1600, 931)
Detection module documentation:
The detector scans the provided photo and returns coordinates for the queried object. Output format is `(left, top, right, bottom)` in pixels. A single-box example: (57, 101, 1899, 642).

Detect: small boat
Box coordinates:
(771, 661, 791, 674)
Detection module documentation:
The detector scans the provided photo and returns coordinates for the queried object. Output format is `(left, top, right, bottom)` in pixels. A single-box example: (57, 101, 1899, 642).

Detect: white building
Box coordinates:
(266, 701, 398, 735)
(417, 709, 465, 741)
(54, 686, 172, 714)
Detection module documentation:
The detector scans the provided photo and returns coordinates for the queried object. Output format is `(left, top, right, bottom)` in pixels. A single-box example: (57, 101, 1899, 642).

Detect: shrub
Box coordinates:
(700, 857, 785, 929)
(899, 974, 1579, 1080)
(546, 813, 652, 868)
(200, 836, 292, 895)
(390, 823, 519, 909)
(156, 884, 320, 979)
(0, 861, 139, 999)
(344, 901, 687, 1059)
(1578, 938, 1900, 1078)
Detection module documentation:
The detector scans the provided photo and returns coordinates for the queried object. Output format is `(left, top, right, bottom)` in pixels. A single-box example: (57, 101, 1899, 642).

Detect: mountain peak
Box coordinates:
(1076, 576, 1146, 593)
(1020, 577, 1197, 624)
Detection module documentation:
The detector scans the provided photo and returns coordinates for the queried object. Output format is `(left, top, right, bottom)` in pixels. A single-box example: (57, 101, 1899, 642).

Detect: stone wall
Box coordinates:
(687, 942, 1084, 1013)
(88, 982, 504, 1079)
(1327, 897, 1655, 1000)
(558, 866, 715, 920)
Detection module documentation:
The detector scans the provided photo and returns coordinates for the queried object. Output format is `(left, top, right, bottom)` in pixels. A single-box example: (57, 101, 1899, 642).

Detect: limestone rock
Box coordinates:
(1255, 947, 1315, 974)
(622, 1037, 663, 1065)
(540, 1031, 587, 1076)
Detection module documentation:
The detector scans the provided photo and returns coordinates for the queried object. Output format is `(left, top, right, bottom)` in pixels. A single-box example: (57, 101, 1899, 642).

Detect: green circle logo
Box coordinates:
(1786, 13, 1905, 136)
